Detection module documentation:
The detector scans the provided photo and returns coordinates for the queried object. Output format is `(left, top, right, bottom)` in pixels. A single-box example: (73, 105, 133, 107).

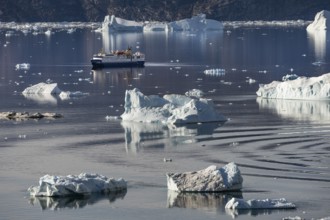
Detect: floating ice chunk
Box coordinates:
(247, 78, 256, 84)
(59, 91, 89, 100)
(282, 74, 299, 81)
(307, 10, 330, 32)
(0, 111, 62, 120)
(204, 68, 226, 76)
(256, 73, 330, 100)
(22, 83, 62, 95)
(120, 88, 226, 125)
(44, 29, 53, 35)
(225, 198, 295, 210)
(282, 217, 304, 220)
(28, 173, 127, 197)
(15, 63, 30, 70)
(185, 89, 204, 98)
(167, 14, 223, 31)
(166, 162, 243, 192)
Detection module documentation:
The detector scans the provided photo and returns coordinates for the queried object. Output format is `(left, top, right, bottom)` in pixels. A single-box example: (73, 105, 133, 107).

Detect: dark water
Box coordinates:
(0, 27, 330, 220)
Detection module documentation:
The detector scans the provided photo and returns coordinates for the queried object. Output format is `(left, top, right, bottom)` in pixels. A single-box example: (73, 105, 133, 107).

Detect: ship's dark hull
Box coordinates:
(91, 59, 145, 69)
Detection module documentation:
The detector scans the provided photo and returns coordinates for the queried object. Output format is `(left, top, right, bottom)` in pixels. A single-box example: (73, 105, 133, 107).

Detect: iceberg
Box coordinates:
(167, 14, 223, 32)
(256, 73, 330, 100)
(307, 10, 330, 32)
(100, 14, 223, 33)
(307, 11, 330, 62)
(101, 15, 143, 32)
(120, 88, 227, 125)
(225, 198, 296, 210)
(28, 173, 127, 197)
(22, 83, 62, 95)
(166, 162, 243, 192)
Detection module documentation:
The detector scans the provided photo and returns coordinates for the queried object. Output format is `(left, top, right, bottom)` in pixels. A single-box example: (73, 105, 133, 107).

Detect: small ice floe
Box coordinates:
(225, 197, 296, 210)
(0, 111, 62, 120)
(220, 80, 233, 85)
(15, 63, 30, 70)
(44, 29, 53, 36)
(67, 28, 76, 34)
(166, 162, 243, 192)
(204, 68, 226, 76)
(257, 73, 330, 100)
(59, 91, 89, 100)
(246, 77, 256, 84)
(185, 89, 204, 98)
(163, 158, 172, 162)
(121, 88, 227, 125)
(282, 216, 304, 220)
(74, 69, 83, 73)
(28, 173, 127, 197)
(105, 115, 119, 120)
(282, 74, 299, 81)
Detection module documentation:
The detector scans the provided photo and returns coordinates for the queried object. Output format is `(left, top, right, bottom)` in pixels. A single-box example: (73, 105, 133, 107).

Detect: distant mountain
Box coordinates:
(0, 0, 329, 22)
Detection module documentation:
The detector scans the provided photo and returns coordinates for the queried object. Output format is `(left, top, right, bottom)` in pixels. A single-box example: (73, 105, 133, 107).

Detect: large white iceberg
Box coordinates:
(28, 173, 127, 197)
(101, 15, 143, 32)
(167, 14, 223, 32)
(225, 198, 296, 210)
(166, 162, 243, 192)
(256, 73, 330, 100)
(307, 10, 330, 31)
(99, 14, 223, 32)
(120, 88, 227, 125)
(22, 82, 62, 95)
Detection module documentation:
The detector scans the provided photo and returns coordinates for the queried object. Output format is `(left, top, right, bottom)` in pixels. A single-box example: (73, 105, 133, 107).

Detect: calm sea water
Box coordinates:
(0, 27, 330, 220)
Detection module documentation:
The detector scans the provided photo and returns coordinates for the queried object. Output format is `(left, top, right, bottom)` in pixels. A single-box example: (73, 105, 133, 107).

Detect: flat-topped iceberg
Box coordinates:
(120, 88, 227, 125)
(167, 162, 243, 192)
(22, 83, 62, 95)
(28, 173, 127, 197)
(225, 198, 296, 210)
(102, 15, 144, 32)
(256, 73, 330, 100)
(99, 14, 223, 32)
(167, 14, 223, 31)
(307, 10, 330, 31)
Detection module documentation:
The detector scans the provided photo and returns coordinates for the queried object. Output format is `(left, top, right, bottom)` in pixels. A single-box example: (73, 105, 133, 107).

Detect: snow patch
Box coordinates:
(256, 73, 330, 100)
(28, 173, 127, 197)
(120, 88, 227, 125)
(166, 162, 243, 192)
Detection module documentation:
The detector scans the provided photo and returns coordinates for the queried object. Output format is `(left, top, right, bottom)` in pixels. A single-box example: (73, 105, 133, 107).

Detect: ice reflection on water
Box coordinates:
(121, 121, 224, 153)
(257, 98, 330, 122)
(28, 190, 127, 210)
